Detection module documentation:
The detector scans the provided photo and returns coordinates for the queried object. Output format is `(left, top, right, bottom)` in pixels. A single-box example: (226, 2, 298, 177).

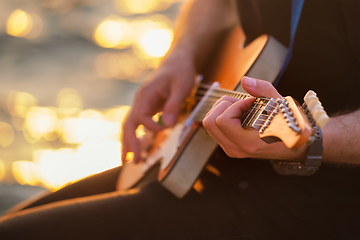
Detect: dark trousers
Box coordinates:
(0, 150, 359, 239)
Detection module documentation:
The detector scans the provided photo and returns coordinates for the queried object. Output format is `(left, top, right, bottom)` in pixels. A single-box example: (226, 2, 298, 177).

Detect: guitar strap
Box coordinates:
(274, 0, 305, 86)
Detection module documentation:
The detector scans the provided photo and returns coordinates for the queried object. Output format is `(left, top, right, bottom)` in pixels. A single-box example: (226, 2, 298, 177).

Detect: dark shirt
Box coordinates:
(219, 1, 360, 238)
(236, 0, 359, 114)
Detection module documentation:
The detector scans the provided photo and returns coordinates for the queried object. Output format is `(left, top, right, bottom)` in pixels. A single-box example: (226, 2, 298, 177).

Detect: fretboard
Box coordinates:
(192, 86, 274, 130)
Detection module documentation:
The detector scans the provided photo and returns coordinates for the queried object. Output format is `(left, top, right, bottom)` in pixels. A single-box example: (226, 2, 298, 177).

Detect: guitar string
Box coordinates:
(197, 83, 279, 104)
(193, 100, 280, 123)
(194, 89, 279, 109)
(193, 92, 279, 119)
(184, 83, 308, 132)
(196, 89, 274, 104)
(193, 83, 292, 119)
(190, 86, 302, 131)
(194, 92, 279, 113)
(191, 104, 299, 132)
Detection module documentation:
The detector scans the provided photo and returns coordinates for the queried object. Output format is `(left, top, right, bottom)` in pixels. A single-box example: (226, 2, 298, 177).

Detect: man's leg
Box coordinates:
(4, 166, 121, 214)
(0, 158, 281, 240)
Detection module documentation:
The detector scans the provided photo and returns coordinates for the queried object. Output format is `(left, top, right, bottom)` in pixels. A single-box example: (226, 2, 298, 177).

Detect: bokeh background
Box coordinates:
(0, 0, 183, 214)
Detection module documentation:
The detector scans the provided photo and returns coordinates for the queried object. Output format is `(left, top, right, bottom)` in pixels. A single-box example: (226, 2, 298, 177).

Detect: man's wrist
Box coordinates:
(271, 129, 323, 176)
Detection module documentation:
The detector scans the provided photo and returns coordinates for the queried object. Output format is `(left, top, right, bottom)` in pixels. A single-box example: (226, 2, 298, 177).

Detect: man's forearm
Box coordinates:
(168, 0, 239, 72)
(322, 109, 360, 164)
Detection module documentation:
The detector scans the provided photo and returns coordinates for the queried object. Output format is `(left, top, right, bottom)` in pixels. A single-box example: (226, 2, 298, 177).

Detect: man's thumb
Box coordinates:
(241, 76, 282, 99)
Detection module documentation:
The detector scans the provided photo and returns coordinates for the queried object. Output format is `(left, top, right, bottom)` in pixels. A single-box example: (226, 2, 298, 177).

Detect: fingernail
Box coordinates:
(244, 77, 256, 88)
(162, 113, 176, 127)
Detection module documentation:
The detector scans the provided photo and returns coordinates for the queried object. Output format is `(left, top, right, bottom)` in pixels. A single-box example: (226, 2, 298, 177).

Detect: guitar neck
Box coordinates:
(193, 84, 273, 129)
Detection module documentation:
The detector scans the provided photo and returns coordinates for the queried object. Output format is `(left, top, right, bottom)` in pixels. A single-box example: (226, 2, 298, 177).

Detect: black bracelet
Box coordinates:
(271, 128, 323, 176)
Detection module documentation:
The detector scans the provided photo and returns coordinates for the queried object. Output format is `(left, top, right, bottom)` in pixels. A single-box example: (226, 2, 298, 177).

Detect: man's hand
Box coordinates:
(203, 77, 308, 160)
(120, 0, 237, 164)
(121, 52, 196, 163)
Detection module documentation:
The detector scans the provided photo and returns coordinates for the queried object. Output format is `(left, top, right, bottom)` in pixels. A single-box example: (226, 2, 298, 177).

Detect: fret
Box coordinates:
(190, 83, 277, 130)
(241, 98, 263, 128)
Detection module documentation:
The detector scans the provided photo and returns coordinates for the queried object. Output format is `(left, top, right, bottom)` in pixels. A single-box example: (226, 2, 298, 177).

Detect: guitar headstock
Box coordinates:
(258, 91, 329, 149)
(259, 96, 313, 149)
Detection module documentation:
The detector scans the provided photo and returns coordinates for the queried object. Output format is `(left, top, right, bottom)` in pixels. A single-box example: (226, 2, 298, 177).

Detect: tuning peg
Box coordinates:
(303, 90, 329, 128)
(304, 90, 318, 103)
(312, 109, 329, 128)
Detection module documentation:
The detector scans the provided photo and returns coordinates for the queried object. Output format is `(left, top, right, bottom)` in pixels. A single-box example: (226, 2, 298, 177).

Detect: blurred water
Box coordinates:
(0, 0, 182, 214)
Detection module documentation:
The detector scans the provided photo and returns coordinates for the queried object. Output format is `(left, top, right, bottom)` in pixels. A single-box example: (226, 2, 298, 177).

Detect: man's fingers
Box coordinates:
(215, 97, 259, 142)
(207, 96, 239, 117)
(241, 76, 282, 99)
(162, 84, 188, 127)
(141, 117, 165, 132)
(121, 122, 141, 163)
(217, 97, 255, 120)
(203, 101, 239, 150)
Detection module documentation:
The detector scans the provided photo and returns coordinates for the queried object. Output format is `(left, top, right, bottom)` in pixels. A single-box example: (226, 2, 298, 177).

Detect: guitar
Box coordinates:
(116, 26, 329, 198)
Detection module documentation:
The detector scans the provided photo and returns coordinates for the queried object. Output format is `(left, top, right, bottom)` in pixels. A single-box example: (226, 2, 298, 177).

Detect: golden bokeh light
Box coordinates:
(59, 113, 120, 144)
(105, 106, 131, 123)
(78, 109, 104, 120)
(130, 15, 171, 39)
(93, 17, 132, 49)
(137, 28, 173, 57)
(0, 159, 6, 182)
(114, 0, 174, 15)
(1, 0, 182, 192)
(74, 141, 121, 178)
(31, 142, 121, 191)
(12, 161, 39, 186)
(24, 107, 58, 140)
(114, 0, 157, 15)
(7, 91, 38, 118)
(35, 148, 76, 191)
(57, 88, 83, 116)
(0, 122, 15, 148)
(6, 9, 33, 38)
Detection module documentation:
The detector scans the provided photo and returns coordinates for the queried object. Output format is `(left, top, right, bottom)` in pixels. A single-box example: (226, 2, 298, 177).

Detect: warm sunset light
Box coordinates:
(24, 107, 58, 140)
(0, 160, 6, 182)
(12, 161, 38, 186)
(8, 91, 37, 118)
(56, 88, 83, 116)
(0, 122, 15, 148)
(138, 28, 173, 57)
(114, 0, 157, 14)
(93, 17, 132, 49)
(114, 0, 173, 15)
(59, 112, 120, 144)
(6, 9, 33, 37)
(11, 141, 122, 191)
(105, 106, 131, 122)
(1, 0, 181, 196)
